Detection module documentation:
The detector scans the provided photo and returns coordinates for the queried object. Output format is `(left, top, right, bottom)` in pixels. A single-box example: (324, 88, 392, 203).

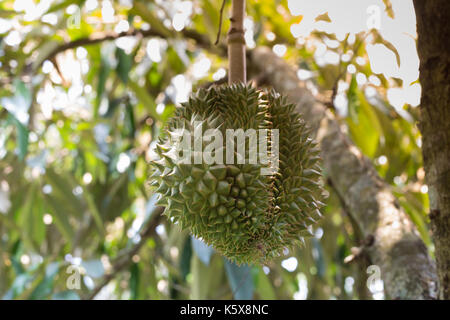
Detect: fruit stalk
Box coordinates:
(227, 0, 246, 84)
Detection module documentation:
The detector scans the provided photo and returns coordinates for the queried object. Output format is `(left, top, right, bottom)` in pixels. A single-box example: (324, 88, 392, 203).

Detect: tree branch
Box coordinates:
(85, 206, 164, 300)
(250, 47, 438, 300)
(30, 28, 223, 74)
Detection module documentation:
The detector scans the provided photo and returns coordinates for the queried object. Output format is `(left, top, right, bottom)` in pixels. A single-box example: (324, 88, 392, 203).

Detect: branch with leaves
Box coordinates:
(85, 206, 164, 300)
(250, 47, 438, 299)
(27, 28, 221, 76)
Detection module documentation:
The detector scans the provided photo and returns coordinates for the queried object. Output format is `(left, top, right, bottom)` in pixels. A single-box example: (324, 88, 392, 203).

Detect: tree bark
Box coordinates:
(413, 0, 450, 300)
(227, 0, 246, 84)
(250, 47, 438, 299)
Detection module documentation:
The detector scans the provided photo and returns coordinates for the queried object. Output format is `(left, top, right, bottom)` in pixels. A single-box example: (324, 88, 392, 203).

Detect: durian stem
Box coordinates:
(227, 0, 246, 84)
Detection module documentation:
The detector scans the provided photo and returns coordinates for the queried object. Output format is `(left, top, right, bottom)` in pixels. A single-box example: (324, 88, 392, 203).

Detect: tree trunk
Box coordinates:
(250, 47, 438, 299)
(413, 0, 450, 300)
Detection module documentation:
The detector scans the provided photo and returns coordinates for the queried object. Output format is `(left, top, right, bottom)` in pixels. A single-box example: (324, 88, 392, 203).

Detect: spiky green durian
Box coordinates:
(150, 83, 324, 264)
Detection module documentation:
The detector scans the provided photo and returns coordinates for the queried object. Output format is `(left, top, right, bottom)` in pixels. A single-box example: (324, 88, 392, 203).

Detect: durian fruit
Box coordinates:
(150, 83, 324, 265)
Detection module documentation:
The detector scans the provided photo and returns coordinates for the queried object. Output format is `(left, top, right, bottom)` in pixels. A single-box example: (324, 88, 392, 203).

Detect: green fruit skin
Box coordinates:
(151, 83, 325, 265)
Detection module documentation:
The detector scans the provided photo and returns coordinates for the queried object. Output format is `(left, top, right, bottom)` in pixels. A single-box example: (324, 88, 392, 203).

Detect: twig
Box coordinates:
(85, 206, 164, 300)
(214, 0, 228, 45)
(29, 28, 223, 74)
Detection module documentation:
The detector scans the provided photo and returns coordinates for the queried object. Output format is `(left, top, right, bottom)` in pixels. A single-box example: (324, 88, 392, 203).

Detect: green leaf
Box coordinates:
(199, 0, 221, 42)
(255, 268, 276, 299)
(52, 291, 81, 300)
(2, 79, 32, 160)
(128, 80, 159, 120)
(32, 41, 60, 72)
(45, 0, 85, 14)
(14, 80, 32, 105)
(312, 238, 326, 279)
(115, 48, 133, 84)
(224, 259, 254, 300)
(104, 97, 123, 118)
(191, 236, 214, 266)
(95, 58, 111, 117)
(132, 1, 174, 38)
(8, 113, 29, 161)
(347, 76, 382, 158)
(16, 182, 44, 250)
(179, 236, 192, 280)
(167, 46, 187, 75)
(45, 168, 84, 218)
(44, 194, 75, 243)
(129, 263, 140, 299)
(3, 274, 32, 299)
(148, 63, 163, 88)
(396, 191, 432, 246)
(190, 254, 224, 299)
(30, 262, 60, 300)
(371, 29, 400, 66)
(125, 102, 136, 138)
(82, 187, 104, 235)
(382, 0, 395, 19)
(81, 259, 104, 278)
(347, 75, 360, 123)
(315, 12, 331, 23)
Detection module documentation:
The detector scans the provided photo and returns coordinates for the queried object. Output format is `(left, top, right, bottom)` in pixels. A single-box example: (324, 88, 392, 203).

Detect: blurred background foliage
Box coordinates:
(0, 0, 430, 299)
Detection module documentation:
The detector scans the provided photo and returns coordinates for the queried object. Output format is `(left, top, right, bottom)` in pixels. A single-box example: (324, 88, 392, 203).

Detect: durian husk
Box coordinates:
(150, 83, 325, 265)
